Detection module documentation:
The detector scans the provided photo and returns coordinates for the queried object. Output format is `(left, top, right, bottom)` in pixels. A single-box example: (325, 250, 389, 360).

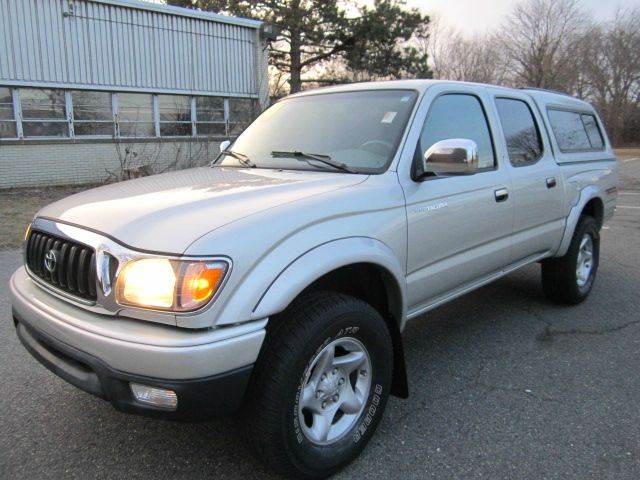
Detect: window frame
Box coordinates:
(546, 106, 606, 154)
(157, 94, 194, 138)
(0, 86, 18, 139)
(412, 92, 498, 180)
(194, 96, 228, 138)
(19, 88, 70, 139)
(114, 92, 157, 139)
(227, 97, 260, 137)
(69, 90, 115, 138)
(0, 86, 261, 143)
(495, 95, 544, 168)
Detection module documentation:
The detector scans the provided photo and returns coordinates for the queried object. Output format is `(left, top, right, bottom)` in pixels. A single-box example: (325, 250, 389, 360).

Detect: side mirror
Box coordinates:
(422, 138, 479, 176)
(219, 140, 231, 153)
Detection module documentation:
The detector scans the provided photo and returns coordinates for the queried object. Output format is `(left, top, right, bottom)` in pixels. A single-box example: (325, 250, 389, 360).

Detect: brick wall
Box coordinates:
(0, 139, 222, 189)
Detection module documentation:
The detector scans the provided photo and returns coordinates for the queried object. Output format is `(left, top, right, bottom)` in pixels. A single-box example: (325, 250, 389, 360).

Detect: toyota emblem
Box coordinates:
(44, 250, 57, 273)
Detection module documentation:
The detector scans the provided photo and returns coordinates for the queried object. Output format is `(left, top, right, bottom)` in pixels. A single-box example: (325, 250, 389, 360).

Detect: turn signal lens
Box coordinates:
(24, 223, 32, 242)
(115, 258, 228, 312)
(178, 262, 225, 311)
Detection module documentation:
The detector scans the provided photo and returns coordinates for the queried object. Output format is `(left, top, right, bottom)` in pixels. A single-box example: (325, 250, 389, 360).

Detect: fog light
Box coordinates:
(130, 383, 178, 411)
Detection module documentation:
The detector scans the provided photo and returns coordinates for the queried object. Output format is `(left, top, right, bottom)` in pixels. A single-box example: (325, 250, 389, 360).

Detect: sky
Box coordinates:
(152, 0, 639, 36)
(408, 0, 638, 37)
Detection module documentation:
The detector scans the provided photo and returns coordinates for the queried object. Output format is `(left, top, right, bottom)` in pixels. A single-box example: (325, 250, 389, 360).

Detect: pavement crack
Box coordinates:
(537, 319, 640, 341)
(515, 304, 640, 343)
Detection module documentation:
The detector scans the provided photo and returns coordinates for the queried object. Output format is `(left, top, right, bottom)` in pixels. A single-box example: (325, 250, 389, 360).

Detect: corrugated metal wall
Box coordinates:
(0, 0, 262, 97)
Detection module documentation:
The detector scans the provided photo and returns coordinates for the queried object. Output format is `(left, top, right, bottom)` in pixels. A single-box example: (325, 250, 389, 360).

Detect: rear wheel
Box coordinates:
(541, 215, 600, 304)
(243, 291, 393, 479)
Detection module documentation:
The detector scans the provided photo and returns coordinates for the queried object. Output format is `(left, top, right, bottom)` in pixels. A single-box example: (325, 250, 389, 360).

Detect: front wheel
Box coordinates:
(242, 291, 393, 479)
(541, 215, 600, 304)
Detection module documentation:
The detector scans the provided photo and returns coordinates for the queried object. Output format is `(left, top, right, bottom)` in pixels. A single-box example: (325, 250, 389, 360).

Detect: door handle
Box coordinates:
(546, 177, 557, 188)
(494, 188, 509, 202)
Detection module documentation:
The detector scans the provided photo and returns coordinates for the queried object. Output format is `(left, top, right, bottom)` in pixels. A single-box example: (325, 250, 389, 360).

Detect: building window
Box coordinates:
(117, 93, 154, 138)
(228, 97, 259, 136)
(195, 96, 226, 137)
(158, 95, 192, 137)
(71, 91, 114, 136)
(0, 87, 261, 141)
(0, 87, 17, 138)
(20, 88, 69, 137)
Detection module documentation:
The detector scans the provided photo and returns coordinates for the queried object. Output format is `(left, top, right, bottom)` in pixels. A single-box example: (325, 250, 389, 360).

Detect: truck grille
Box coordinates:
(26, 230, 97, 301)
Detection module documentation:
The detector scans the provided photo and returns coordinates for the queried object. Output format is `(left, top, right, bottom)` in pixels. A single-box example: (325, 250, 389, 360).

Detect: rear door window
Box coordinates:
(495, 98, 543, 166)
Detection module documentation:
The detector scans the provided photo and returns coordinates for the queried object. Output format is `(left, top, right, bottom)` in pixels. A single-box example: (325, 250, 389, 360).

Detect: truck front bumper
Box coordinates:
(9, 267, 266, 420)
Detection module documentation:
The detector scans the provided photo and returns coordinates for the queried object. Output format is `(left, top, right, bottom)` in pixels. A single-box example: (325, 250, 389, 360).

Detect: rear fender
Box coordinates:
(556, 186, 601, 257)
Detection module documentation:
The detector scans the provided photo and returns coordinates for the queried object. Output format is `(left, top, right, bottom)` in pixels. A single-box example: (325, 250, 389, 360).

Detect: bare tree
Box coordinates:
(423, 14, 509, 85)
(581, 7, 640, 145)
(497, 0, 589, 91)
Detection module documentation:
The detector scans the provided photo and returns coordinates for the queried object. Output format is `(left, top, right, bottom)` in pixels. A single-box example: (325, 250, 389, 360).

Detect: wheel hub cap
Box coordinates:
(576, 234, 594, 287)
(297, 337, 371, 445)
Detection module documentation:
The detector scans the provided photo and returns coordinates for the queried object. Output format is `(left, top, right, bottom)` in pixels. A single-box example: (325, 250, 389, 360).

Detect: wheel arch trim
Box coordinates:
(251, 237, 407, 324)
(557, 187, 604, 257)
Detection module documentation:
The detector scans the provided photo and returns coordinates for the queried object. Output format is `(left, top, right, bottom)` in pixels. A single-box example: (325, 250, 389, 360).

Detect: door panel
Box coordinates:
(508, 159, 564, 259)
(404, 172, 513, 311)
(400, 89, 514, 313)
(492, 94, 564, 261)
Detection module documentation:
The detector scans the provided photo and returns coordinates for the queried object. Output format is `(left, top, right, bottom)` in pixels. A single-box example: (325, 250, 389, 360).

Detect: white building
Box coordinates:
(0, 0, 270, 188)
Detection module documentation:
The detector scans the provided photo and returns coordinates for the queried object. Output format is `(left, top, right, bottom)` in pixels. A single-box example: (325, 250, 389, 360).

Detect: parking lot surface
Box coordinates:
(1, 157, 639, 479)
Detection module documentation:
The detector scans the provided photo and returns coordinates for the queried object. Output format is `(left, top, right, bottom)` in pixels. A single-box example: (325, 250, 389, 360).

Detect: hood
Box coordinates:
(38, 167, 366, 253)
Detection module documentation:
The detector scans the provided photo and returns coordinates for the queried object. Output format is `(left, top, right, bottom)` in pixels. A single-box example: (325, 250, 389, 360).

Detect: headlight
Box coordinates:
(115, 258, 228, 312)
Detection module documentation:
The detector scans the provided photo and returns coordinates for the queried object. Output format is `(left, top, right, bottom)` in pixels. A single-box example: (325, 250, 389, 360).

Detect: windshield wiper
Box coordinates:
(219, 149, 257, 168)
(271, 150, 357, 174)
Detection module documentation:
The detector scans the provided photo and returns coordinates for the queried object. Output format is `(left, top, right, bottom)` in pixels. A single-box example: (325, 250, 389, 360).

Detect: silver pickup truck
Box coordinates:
(10, 80, 618, 478)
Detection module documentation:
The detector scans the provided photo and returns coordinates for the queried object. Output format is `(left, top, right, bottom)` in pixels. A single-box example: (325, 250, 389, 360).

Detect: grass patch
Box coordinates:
(0, 185, 97, 250)
(615, 148, 640, 160)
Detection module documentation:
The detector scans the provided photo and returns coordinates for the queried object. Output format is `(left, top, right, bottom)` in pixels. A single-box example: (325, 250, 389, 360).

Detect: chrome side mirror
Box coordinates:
(219, 140, 231, 153)
(423, 138, 479, 175)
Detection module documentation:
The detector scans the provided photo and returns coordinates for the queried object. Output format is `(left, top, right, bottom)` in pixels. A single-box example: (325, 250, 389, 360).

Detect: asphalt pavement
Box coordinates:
(1, 158, 639, 479)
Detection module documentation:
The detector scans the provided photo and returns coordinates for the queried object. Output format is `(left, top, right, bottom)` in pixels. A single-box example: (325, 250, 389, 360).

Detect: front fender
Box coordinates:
(251, 237, 407, 324)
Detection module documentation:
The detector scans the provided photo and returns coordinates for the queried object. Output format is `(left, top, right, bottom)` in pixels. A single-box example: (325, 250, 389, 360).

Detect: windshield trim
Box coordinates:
(215, 88, 420, 175)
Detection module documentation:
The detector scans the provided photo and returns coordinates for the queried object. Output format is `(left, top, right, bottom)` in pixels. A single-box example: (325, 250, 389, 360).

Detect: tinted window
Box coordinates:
(416, 94, 495, 172)
(581, 114, 604, 149)
(495, 98, 542, 165)
(547, 109, 591, 151)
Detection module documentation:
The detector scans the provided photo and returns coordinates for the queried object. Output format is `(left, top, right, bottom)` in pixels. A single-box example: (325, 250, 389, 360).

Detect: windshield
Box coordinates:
(217, 89, 418, 174)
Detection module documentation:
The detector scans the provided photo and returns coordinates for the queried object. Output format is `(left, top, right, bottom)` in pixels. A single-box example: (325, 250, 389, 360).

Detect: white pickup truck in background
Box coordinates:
(10, 80, 618, 478)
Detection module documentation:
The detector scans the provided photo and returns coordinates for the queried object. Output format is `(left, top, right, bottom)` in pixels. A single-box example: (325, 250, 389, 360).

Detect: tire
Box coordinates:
(242, 291, 394, 479)
(541, 215, 600, 305)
